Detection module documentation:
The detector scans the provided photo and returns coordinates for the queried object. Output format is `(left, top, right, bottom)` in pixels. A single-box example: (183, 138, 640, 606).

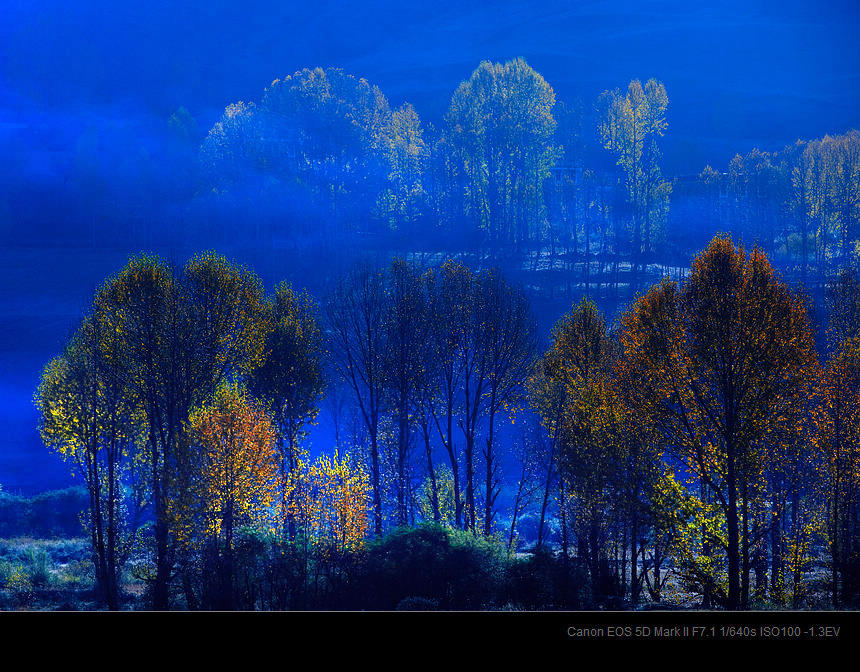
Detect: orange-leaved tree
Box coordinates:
(186, 381, 279, 608)
(618, 236, 817, 609)
(248, 282, 325, 540)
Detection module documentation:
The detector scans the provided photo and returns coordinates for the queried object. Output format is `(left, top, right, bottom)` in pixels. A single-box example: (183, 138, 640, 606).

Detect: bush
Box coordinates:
(352, 524, 510, 610)
(163, 524, 592, 611)
(25, 548, 51, 588)
(396, 596, 439, 610)
(504, 547, 591, 609)
(6, 565, 34, 607)
(0, 559, 13, 586)
(54, 560, 92, 589)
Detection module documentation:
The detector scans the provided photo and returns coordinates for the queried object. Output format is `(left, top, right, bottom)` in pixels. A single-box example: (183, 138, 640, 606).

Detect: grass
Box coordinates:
(0, 536, 146, 610)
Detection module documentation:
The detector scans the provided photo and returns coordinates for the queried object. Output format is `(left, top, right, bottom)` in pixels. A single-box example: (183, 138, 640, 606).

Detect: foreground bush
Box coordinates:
(348, 525, 509, 610)
(166, 524, 591, 610)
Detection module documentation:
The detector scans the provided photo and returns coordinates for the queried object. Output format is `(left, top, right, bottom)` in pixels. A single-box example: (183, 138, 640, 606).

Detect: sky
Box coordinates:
(1, 0, 859, 493)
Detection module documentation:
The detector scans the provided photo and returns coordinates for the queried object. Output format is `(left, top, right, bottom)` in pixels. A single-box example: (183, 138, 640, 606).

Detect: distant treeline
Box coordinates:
(0, 487, 88, 538)
(7, 60, 858, 306)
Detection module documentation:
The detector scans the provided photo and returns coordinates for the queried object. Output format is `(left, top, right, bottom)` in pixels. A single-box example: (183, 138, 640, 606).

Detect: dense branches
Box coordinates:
(618, 237, 818, 608)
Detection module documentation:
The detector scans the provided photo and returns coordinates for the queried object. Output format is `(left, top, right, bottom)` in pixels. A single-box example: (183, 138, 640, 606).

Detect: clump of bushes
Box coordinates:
(164, 524, 590, 611)
(503, 546, 591, 609)
(0, 538, 97, 610)
(25, 548, 50, 588)
(351, 524, 510, 610)
(0, 538, 88, 566)
(6, 565, 34, 607)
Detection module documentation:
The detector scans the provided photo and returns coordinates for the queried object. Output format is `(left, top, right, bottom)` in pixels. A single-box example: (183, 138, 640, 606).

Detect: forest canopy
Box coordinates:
(28, 236, 860, 611)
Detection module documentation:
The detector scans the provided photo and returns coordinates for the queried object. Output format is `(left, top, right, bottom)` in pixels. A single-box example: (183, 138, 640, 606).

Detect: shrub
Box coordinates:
(7, 565, 34, 607)
(504, 547, 591, 609)
(352, 524, 510, 610)
(396, 596, 439, 610)
(0, 487, 88, 538)
(0, 559, 13, 586)
(25, 548, 51, 587)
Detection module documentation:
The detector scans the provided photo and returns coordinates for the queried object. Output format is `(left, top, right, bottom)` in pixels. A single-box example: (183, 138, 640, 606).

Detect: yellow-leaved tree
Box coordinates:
(287, 450, 370, 557)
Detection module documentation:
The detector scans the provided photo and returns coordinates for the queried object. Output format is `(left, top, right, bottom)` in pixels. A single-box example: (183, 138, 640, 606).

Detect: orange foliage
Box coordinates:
(187, 382, 280, 544)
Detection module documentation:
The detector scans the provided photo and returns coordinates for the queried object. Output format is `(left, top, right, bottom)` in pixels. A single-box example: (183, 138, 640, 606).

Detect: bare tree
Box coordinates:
(326, 264, 389, 536)
(478, 269, 537, 535)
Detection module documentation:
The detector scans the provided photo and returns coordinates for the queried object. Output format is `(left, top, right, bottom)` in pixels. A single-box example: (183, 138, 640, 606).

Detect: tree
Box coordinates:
(816, 337, 860, 606)
(826, 267, 860, 351)
(527, 329, 569, 551)
(249, 282, 325, 538)
(726, 148, 781, 256)
(417, 464, 458, 529)
(618, 236, 817, 609)
(187, 381, 280, 609)
(424, 261, 471, 528)
(455, 266, 489, 532)
(287, 450, 370, 556)
(478, 269, 537, 535)
(540, 298, 624, 597)
(383, 259, 427, 526)
(442, 58, 558, 251)
(598, 79, 671, 288)
(378, 103, 428, 229)
(92, 252, 269, 608)
(201, 67, 427, 235)
(507, 429, 542, 552)
(36, 312, 147, 610)
(326, 264, 389, 536)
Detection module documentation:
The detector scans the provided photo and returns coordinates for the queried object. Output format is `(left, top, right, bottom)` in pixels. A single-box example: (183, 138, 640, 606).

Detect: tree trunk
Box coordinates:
(726, 441, 740, 610)
(423, 423, 440, 523)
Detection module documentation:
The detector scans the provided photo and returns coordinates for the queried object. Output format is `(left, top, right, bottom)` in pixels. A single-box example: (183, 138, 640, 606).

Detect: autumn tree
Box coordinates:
(618, 236, 817, 609)
(417, 465, 458, 529)
(817, 274, 860, 605)
(36, 312, 147, 610)
(287, 450, 370, 555)
(537, 298, 624, 596)
(92, 252, 269, 608)
(249, 282, 325, 538)
(826, 267, 860, 350)
(187, 381, 279, 609)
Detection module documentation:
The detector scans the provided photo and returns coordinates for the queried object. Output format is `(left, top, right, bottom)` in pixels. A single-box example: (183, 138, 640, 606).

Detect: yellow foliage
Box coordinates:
(286, 450, 370, 555)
